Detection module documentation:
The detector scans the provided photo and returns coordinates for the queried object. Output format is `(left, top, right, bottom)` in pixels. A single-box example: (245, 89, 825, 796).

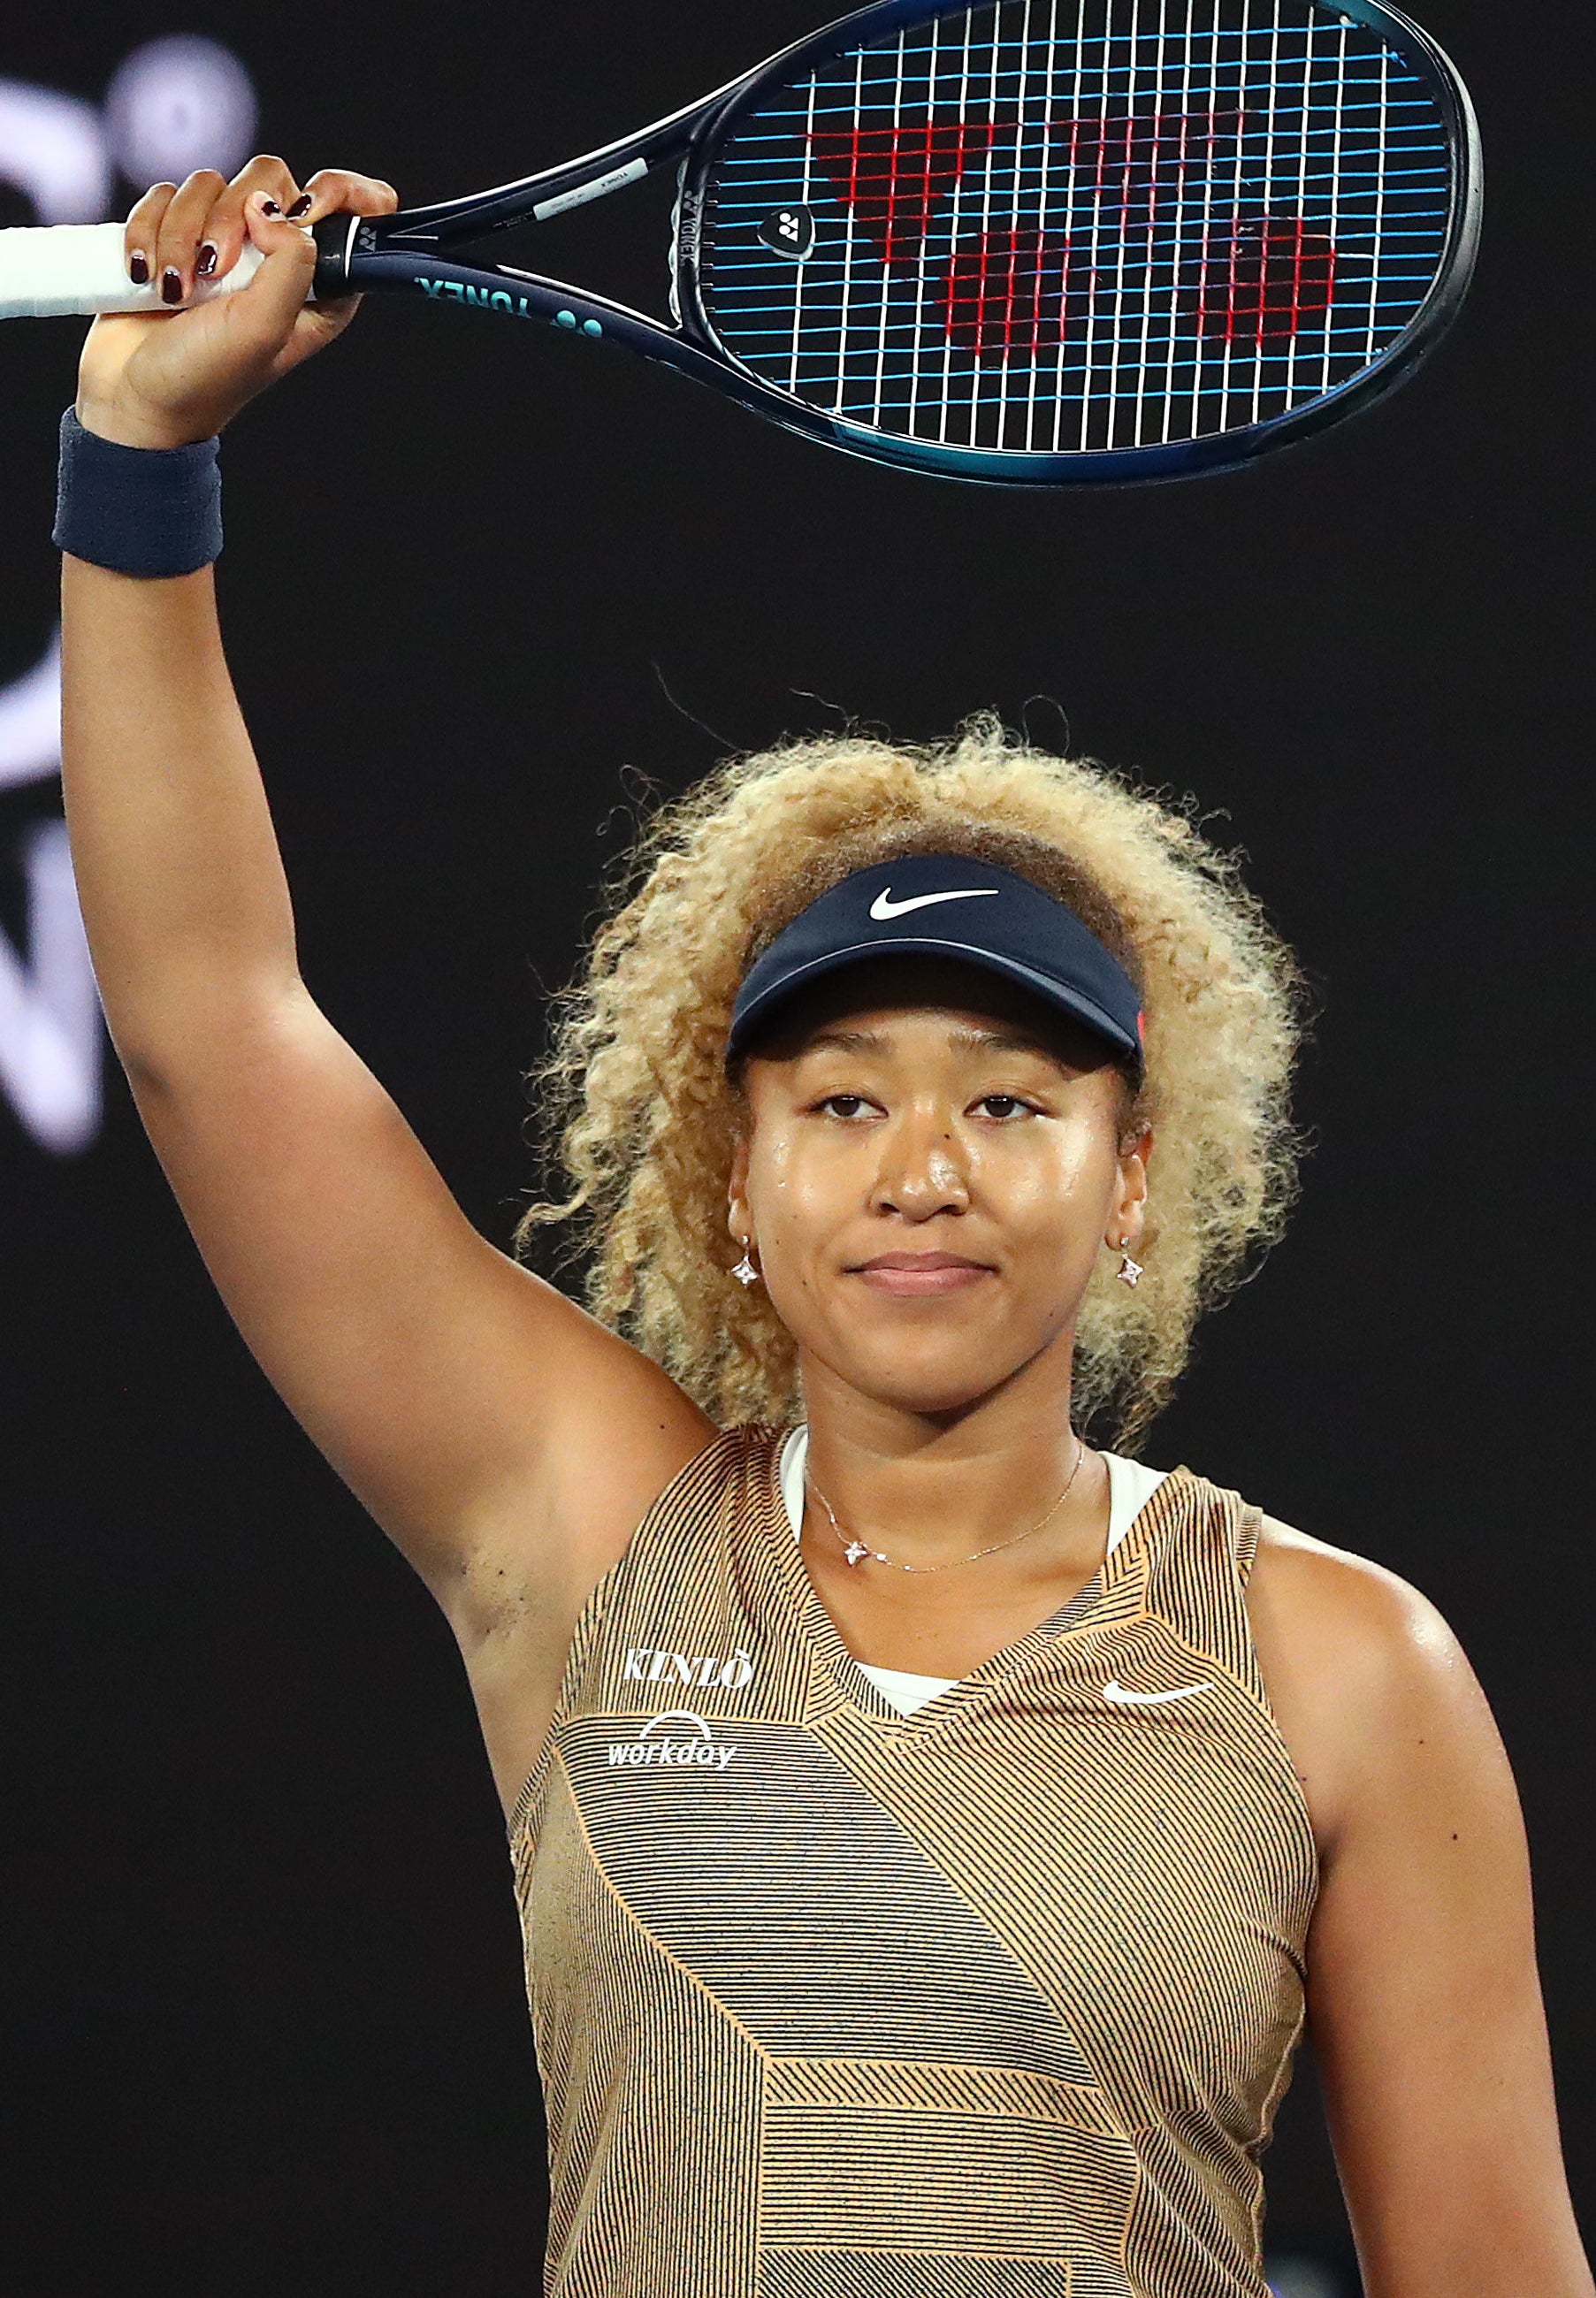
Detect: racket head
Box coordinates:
(676, 0, 1481, 484)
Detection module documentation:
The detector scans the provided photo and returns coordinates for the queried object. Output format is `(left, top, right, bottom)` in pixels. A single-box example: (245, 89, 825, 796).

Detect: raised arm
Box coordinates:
(59, 160, 711, 1691)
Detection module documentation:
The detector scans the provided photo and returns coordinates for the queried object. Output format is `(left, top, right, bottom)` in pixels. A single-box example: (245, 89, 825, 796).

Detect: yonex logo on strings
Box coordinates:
(622, 1644, 756, 1691)
(782, 104, 1337, 360)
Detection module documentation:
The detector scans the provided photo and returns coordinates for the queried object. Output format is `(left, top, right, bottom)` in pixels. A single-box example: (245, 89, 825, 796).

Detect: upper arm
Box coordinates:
(1249, 1524, 1592, 2297)
(132, 980, 714, 1634)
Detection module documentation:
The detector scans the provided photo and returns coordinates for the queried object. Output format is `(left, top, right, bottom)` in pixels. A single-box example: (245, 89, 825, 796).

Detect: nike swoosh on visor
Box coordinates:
(868, 887, 1001, 920)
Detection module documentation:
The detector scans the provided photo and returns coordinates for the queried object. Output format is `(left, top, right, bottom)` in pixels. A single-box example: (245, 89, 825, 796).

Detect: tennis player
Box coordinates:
(53, 163, 1592, 2298)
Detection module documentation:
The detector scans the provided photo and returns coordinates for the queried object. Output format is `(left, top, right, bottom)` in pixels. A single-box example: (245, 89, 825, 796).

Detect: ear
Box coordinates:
(1111, 1126, 1153, 1248)
(727, 1132, 752, 1248)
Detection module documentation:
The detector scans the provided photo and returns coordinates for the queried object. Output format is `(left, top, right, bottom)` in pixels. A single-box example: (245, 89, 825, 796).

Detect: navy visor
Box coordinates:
(726, 855, 1144, 1077)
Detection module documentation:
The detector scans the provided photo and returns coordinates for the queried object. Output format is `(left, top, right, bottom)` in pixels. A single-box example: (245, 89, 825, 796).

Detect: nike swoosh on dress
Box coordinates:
(868, 886, 1001, 920)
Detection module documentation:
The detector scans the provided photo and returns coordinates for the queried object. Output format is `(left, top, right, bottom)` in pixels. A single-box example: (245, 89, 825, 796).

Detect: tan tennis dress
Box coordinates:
(510, 1427, 1318, 2297)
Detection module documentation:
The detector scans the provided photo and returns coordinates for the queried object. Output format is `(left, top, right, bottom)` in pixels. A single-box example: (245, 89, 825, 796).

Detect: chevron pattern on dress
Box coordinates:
(564, 1713, 1099, 2080)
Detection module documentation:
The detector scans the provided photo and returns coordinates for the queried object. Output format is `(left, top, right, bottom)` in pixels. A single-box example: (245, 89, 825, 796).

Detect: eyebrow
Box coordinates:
(798, 1025, 1058, 1059)
(949, 1027, 1055, 1057)
(800, 1028, 885, 1054)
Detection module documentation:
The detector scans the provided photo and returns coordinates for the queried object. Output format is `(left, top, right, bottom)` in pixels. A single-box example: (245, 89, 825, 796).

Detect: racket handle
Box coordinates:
(0, 222, 277, 319)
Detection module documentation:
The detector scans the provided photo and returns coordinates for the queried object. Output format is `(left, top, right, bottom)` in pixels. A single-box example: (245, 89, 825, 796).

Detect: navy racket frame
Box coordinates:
(310, 0, 1482, 486)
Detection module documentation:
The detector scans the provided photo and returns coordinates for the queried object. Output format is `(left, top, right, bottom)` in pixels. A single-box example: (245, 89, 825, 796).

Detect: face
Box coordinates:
(728, 958, 1151, 1422)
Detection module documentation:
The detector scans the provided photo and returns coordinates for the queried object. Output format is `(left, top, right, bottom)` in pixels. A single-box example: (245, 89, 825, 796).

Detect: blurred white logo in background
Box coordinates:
(0, 631, 96, 1149)
(0, 36, 257, 1155)
(0, 818, 98, 1153)
(0, 81, 108, 223)
(103, 38, 258, 197)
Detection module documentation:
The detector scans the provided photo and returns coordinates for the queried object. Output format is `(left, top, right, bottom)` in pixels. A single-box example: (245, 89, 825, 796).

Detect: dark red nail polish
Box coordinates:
(128, 250, 149, 286)
(261, 198, 281, 218)
(161, 267, 183, 304)
(195, 242, 217, 276)
(286, 194, 311, 219)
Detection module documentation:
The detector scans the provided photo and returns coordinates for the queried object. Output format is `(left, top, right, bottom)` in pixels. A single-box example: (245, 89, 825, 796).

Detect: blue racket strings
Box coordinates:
(700, 0, 1455, 451)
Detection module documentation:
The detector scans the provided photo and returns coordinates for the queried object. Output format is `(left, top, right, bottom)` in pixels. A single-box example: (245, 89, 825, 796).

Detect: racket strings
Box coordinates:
(809, 123, 997, 263)
(701, 0, 1455, 454)
(1199, 214, 1335, 342)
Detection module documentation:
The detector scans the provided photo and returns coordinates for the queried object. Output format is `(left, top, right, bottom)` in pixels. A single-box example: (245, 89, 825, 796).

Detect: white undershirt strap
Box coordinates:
(775, 1425, 1168, 1714)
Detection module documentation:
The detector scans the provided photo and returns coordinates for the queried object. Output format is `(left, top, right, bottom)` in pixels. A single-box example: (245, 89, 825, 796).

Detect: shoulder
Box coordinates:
(1249, 1511, 1467, 1687)
(1245, 1511, 1509, 1854)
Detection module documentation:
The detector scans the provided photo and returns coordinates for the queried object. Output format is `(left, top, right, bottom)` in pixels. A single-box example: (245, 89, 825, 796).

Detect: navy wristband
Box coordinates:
(53, 407, 223, 577)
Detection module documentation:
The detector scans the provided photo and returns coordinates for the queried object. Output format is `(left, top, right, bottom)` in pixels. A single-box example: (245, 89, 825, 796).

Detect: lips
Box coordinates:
(850, 1251, 994, 1296)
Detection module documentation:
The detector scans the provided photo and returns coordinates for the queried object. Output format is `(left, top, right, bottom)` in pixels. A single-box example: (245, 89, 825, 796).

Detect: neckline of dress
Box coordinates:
(776, 1424, 1165, 1562)
(764, 1427, 1180, 1730)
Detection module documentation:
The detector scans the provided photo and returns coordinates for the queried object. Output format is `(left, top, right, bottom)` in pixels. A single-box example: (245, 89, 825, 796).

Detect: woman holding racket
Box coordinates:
(56, 165, 1591, 2298)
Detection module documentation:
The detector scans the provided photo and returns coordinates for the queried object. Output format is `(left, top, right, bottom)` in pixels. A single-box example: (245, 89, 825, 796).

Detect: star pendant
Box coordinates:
(844, 1540, 872, 1566)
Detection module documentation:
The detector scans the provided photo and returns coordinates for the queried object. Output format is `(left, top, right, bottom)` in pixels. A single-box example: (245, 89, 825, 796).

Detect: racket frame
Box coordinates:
(311, 0, 1482, 486)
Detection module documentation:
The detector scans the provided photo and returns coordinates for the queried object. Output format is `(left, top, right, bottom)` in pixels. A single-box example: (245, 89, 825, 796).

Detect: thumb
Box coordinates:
(233, 192, 318, 339)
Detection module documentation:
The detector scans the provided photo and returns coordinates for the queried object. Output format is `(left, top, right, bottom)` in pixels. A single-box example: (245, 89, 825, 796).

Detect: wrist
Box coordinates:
(54, 407, 223, 577)
(74, 394, 213, 453)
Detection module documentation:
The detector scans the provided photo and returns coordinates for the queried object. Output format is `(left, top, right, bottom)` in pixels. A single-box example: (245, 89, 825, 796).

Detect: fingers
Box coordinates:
(123, 181, 176, 291)
(188, 155, 304, 294)
(174, 155, 303, 298)
(154, 169, 233, 303)
(295, 168, 401, 224)
(117, 155, 397, 340)
(124, 155, 302, 300)
(280, 170, 398, 318)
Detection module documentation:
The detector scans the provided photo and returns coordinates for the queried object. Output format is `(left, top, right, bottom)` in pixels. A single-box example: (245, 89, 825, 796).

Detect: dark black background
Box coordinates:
(1, 4, 1588, 2292)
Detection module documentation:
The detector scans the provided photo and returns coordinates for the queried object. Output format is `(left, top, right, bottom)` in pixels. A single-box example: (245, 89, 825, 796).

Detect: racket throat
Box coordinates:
(531, 157, 649, 223)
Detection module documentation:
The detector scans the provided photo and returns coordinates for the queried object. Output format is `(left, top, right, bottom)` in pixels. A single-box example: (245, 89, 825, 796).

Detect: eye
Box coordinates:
(815, 1093, 880, 1119)
(973, 1094, 1038, 1120)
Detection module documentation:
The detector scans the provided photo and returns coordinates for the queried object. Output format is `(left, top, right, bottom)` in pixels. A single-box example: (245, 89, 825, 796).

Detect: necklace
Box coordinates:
(804, 1439, 1087, 1574)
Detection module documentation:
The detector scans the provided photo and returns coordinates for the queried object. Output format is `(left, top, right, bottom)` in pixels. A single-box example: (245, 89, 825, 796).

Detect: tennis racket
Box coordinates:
(0, 0, 1479, 486)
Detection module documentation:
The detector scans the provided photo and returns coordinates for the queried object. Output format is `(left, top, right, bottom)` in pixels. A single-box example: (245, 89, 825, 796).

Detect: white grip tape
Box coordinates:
(0, 222, 291, 319)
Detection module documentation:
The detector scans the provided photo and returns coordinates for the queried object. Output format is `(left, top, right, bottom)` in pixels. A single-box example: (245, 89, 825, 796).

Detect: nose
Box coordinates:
(869, 1109, 971, 1221)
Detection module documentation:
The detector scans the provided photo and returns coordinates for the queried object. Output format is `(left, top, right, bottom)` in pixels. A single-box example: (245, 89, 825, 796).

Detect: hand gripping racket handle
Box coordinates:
(0, 221, 313, 318)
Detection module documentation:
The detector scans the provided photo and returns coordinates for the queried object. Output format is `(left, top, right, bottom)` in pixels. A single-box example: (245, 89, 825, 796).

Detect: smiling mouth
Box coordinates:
(849, 1252, 995, 1295)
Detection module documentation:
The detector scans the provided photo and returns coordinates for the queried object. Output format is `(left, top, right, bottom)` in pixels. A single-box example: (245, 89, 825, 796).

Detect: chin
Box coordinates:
(831, 1343, 1030, 1420)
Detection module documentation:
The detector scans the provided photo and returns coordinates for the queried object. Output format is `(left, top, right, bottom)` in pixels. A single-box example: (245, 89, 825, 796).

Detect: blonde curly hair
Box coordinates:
(515, 720, 1306, 1448)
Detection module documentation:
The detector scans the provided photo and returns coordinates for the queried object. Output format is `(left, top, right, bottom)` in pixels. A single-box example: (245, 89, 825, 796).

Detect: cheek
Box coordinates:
(975, 1126, 1113, 1227)
(746, 1128, 871, 1282)
(745, 1129, 819, 1233)
(747, 1129, 793, 1202)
